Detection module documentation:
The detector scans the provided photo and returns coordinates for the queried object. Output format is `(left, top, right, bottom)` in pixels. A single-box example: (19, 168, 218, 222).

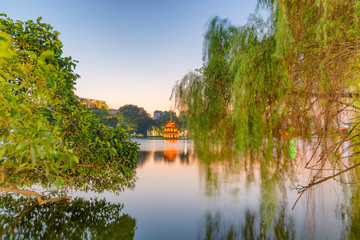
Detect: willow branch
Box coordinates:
(292, 161, 360, 210)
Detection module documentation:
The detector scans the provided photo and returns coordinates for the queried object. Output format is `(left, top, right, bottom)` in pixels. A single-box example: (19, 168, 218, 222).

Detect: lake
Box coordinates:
(0, 139, 357, 239)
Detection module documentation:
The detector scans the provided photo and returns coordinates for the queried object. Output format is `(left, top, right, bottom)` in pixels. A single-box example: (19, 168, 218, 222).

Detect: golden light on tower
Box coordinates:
(164, 120, 179, 139)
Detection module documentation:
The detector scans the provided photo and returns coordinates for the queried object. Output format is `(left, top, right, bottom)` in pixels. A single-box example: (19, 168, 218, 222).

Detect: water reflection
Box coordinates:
(198, 205, 296, 240)
(0, 139, 357, 239)
(0, 193, 136, 240)
(134, 139, 194, 166)
(163, 149, 177, 161)
(193, 140, 350, 239)
(137, 151, 151, 166)
(121, 139, 351, 239)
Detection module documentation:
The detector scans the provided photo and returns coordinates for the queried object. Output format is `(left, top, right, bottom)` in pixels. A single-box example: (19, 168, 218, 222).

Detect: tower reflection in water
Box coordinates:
(163, 140, 178, 161)
(136, 140, 192, 166)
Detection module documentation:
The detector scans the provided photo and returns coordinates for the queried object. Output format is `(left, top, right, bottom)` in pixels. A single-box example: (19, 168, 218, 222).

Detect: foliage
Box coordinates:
(0, 193, 136, 240)
(178, 111, 188, 131)
(89, 107, 118, 128)
(0, 14, 139, 196)
(115, 112, 136, 133)
(172, 1, 360, 186)
(118, 104, 152, 136)
(157, 111, 178, 126)
(172, 16, 237, 148)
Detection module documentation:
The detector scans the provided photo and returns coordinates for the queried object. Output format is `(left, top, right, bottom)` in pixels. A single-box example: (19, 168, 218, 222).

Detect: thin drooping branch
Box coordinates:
(292, 161, 360, 210)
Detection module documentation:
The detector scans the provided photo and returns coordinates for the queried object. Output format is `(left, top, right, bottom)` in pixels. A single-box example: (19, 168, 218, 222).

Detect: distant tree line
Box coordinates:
(89, 104, 188, 137)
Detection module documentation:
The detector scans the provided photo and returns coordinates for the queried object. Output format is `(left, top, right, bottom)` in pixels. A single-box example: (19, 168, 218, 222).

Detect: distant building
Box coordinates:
(108, 109, 118, 115)
(79, 97, 109, 109)
(154, 110, 165, 119)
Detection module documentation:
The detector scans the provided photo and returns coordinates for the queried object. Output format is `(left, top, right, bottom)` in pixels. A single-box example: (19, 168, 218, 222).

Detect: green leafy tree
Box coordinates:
(90, 108, 111, 121)
(118, 104, 151, 137)
(90, 108, 118, 128)
(0, 14, 139, 202)
(115, 112, 136, 133)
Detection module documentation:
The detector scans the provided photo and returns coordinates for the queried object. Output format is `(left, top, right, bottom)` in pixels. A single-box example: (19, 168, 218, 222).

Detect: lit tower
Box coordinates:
(164, 120, 179, 139)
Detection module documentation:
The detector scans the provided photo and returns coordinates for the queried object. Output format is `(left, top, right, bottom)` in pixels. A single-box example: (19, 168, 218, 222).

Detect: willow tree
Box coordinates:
(0, 14, 139, 203)
(173, 14, 289, 155)
(172, 1, 360, 192)
(172, 17, 238, 150)
(267, 0, 360, 199)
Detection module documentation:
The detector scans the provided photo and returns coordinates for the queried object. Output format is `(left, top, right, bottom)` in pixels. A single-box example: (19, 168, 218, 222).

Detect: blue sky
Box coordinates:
(2, 0, 258, 115)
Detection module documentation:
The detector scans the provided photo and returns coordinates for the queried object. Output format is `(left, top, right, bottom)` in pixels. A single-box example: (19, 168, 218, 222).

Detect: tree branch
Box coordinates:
(0, 187, 71, 205)
(292, 162, 360, 210)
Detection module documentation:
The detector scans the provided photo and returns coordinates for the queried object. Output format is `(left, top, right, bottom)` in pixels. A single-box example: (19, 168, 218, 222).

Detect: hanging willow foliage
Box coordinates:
(172, 0, 360, 187)
(172, 13, 291, 155)
(172, 17, 238, 150)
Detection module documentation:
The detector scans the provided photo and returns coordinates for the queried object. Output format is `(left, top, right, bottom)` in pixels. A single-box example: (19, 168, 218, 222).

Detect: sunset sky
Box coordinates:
(2, 0, 258, 115)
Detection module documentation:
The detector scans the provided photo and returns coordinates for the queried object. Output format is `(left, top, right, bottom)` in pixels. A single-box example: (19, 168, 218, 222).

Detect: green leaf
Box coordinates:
(70, 155, 79, 164)
(111, 148, 118, 155)
(36, 16, 42, 23)
(47, 77, 56, 88)
(15, 143, 27, 152)
(30, 147, 36, 163)
(0, 32, 10, 40)
(15, 162, 29, 173)
(19, 162, 29, 169)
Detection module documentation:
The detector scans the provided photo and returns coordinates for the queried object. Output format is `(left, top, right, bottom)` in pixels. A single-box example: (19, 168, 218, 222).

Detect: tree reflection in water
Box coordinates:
(0, 193, 136, 240)
(195, 140, 352, 239)
(199, 205, 295, 240)
(137, 151, 151, 167)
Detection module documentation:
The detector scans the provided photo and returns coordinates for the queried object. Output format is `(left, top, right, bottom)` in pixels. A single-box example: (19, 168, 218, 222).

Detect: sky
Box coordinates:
(2, 0, 258, 116)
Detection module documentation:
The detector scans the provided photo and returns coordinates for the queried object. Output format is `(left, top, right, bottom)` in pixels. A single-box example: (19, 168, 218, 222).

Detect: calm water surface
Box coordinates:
(76, 139, 348, 239)
(1, 139, 355, 239)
